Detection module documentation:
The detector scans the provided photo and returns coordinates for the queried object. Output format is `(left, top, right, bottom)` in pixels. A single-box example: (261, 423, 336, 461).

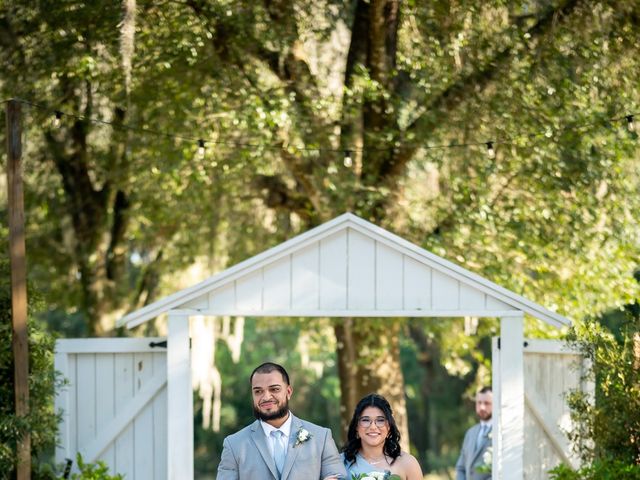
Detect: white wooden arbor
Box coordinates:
(116, 212, 571, 480)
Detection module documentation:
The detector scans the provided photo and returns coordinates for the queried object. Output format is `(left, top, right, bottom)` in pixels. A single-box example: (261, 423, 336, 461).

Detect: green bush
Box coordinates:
(550, 458, 640, 480)
(1, 246, 123, 479)
(0, 257, 63, 478)
(564, 316, 640, 464)
(550, 311, 640, 478)
(69, 453, 124, 480)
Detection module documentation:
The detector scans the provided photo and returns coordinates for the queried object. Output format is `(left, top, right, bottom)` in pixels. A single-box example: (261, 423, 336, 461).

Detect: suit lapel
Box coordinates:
(250, 421, 279, 479)
(471, 424, 491, 465)
(280, 415, 302, 480)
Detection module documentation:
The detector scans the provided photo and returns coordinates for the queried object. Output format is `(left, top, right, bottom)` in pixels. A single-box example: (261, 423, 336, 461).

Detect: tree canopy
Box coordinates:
(1, 0, 639, 475)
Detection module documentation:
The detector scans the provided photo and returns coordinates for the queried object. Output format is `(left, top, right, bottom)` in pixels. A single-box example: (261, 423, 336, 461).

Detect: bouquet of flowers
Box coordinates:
(351, 472, 401, 480)
(476, 446, 492, 474)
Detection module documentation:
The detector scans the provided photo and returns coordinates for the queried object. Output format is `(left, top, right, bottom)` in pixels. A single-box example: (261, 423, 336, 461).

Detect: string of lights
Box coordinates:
(3, 97, 637, 164)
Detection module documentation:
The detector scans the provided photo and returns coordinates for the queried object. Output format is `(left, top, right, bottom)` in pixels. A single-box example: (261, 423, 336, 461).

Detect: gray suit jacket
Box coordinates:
(216, 414, 346, 480)
(455, 423, 491, 480)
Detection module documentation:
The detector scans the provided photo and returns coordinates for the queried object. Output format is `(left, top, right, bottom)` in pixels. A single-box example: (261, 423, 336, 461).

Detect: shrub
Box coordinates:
(550, 311, 640, 478)
(70, 453, 124, 480)
(550, 458, 640, 480)
(564, 316, 640, 464)
(0, 257, 63, 478)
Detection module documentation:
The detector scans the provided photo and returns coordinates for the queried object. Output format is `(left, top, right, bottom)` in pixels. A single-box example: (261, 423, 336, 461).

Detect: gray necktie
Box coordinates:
(271, 430, 286, 477)
(477, 424, 489, 450)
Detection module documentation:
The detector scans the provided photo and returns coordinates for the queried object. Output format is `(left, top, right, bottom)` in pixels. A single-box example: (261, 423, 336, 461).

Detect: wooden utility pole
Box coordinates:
(6, 99, 30, 479)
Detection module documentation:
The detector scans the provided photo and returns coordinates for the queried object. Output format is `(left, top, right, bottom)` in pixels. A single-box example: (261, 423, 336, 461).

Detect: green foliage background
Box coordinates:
(566, 313, 640, 462)
(0, 252, 62, 478)
(1, 0, 640, 477)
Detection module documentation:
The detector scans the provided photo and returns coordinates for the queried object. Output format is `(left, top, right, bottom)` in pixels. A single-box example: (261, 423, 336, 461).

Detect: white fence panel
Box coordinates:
(492, 338, 592, 480)
(55, 338, 168, 479)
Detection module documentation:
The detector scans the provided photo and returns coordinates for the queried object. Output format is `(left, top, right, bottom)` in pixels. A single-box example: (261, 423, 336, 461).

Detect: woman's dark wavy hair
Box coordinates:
(341, 393, 402, 467)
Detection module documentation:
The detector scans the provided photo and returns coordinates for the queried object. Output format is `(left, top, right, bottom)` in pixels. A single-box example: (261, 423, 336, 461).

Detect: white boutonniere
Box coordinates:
(294, 427, 312, 447)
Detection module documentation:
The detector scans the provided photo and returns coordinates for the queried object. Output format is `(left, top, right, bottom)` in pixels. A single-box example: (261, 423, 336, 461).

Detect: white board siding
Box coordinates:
(171, 228, 520, 318)
(181, 295, 208, 310)
(499, 315, 525, 480)
(487, 295, 512, 311)
(523, 341, 585, 479)
(459, 284, 486, 310)
(55, 339, 168, 480)
(167, 315, 194, 480)
(432, 270, 460, 310)
(319, 230, 347, 309)
(119, 213, 569, 329)
(291, 243, 320, 309)
(491, 337, 502, 478)
(493, 338, 589, 480)
(54, 351, 76, 457)
(114, 353, 134, 475)
(403, 256, 431, 310)
(235, 269, 262, 311)
(263, 256, 291, 310)
(152, 353, 168, 477)
(376, 243, 403, 310)
(96, 353, 115, 467)
(348, 229, 376, 310)
(76, 354, 97, 448)
(134, 353, 155, 480)
(208, 283, 235, 313)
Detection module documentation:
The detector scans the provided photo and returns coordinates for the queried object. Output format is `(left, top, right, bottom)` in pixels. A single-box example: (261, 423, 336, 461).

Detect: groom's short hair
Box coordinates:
(250, 362, 290, 385)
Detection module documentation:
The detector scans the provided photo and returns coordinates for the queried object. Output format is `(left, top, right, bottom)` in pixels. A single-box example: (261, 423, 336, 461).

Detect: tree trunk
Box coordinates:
(44, 99, 132, 335)
(334, 318, 409, 450)
(408, 320, 440, 470)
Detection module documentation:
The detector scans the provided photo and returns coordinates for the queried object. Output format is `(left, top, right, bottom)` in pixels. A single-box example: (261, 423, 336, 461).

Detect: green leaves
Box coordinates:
(564, 314, 640, 466)
(1, 2, 639, 474)
(0, 256, 63, 477)
(71, 453, 124, 480)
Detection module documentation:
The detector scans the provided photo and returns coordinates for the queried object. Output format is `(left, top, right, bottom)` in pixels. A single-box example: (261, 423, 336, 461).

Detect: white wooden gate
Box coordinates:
(55, 338, 168, 479)
(492, 338, 592, 479)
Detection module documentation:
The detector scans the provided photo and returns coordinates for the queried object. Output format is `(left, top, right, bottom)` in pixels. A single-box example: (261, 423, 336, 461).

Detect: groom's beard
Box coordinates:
(254, 399, 289, 421)
(478, 412, 492, 421)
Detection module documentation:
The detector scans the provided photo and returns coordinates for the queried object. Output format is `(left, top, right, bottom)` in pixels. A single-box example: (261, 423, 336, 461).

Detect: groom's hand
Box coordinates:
(322, 476, 345, 480)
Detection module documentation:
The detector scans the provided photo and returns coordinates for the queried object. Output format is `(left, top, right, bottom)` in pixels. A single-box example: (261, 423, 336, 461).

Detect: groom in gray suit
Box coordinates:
(455, 386, 493, 480)
(217, 362, 346, 480)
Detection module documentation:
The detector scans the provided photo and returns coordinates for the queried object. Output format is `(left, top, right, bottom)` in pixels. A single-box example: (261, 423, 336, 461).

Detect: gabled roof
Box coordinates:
(117, 213, 570, 329)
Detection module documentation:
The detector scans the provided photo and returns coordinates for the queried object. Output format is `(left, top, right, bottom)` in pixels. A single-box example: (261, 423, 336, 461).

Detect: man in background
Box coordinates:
(455, 386, 493, 480)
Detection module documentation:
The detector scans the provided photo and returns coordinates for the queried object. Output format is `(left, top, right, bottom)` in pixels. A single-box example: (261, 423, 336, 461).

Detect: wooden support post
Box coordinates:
(499, 314, 524, 480)
(6, 99, 30, 479)
(167, 313, 193, 479)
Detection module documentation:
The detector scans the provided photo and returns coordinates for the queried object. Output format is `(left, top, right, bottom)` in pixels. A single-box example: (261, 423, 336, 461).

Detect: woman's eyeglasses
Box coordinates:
(358, 416, 387, 428)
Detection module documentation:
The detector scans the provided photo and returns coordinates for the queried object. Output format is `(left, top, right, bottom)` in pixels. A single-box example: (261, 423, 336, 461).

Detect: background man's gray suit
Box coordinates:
(455, 423, 492, 480)
(216, 413, 346, 480)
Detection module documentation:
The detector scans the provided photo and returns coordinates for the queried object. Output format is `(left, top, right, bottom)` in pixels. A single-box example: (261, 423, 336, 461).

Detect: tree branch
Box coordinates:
(391, 0, 585, 183)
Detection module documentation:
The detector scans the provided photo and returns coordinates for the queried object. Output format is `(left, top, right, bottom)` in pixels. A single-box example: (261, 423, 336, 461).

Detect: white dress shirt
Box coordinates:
(260, 412, 293, 457)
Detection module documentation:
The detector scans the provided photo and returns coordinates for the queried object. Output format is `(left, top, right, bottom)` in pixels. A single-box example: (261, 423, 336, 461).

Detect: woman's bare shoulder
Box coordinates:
(395, 451, 423, 478)
(396, 451, 419, 465)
